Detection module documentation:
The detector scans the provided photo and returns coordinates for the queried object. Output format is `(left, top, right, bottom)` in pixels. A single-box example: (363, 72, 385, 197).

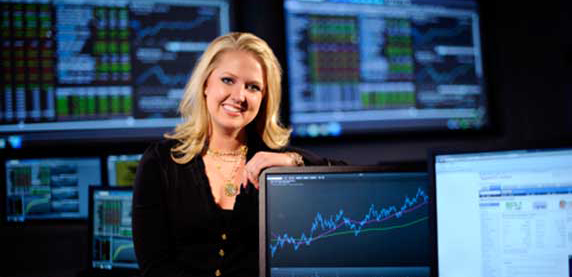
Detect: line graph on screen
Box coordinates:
(270, 187, 429, 258)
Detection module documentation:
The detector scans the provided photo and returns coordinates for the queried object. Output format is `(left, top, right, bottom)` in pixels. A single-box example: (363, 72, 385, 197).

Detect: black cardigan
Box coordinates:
(132, 139, 344, 277)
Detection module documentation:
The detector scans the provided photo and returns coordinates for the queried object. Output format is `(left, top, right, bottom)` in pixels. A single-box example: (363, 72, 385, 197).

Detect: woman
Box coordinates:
(132, 32, 344, 277)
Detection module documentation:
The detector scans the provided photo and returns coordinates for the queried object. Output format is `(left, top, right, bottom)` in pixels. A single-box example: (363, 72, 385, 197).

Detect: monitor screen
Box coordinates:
(107, 154, 141, 186)
(90, 187, 137, 270)
(262, 167, 430, 277)
(284, 0, 489, 138)
(0, 0, 230, 144)
(434, 147, 572, 277)
(5, 156, 101, 221)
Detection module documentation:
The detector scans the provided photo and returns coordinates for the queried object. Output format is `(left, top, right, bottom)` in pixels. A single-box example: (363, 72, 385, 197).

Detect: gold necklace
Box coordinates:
(207, 145, 247, 163)
(207, 145, 247, 157)
(207, 146, 247, 197)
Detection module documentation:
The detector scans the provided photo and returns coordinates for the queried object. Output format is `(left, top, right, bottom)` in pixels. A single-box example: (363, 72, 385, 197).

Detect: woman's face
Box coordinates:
(204, 50, 265, 136)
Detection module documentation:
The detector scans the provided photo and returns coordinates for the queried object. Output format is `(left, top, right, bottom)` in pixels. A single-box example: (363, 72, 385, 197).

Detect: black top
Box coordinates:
(132, 139, 345, 277)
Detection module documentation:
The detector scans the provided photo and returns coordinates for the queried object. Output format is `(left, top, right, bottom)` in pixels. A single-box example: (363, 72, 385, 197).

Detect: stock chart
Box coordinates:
(266, 172, 431, 277)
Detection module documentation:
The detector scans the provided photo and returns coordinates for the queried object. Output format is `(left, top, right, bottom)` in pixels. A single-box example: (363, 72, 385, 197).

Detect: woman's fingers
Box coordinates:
(241, 167, 248, 189)
(250, 168, 260, 189)
(243, 162, 260, 189)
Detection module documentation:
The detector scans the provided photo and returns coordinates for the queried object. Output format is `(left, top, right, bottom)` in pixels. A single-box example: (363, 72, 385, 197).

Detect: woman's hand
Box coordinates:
(242, 152, 301, 189)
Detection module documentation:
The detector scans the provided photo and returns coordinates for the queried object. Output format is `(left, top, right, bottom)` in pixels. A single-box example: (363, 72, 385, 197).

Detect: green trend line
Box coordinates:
(25, 197, 50, 214)
(272, 216, 428, 243)
(112, 243, 134, 261)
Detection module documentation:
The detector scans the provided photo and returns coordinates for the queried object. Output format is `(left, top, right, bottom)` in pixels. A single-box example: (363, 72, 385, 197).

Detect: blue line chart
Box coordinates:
(269, 187, 429, 258)
(135, 65, 188, 86)
(411, 25, 471, 46)
(133, 15, 214, 43)
(416, 64, 474, 84)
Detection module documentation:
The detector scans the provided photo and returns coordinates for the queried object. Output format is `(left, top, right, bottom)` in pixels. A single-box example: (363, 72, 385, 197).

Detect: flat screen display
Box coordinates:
(284, 0, 489, 137)
(90, 187, 137, 270)
(434, 147, 572, 277)
(262, 168, 430, 277)
(0, 0, 230, 143)
(107, 154, 141, 186)
(5, 156, 101, 221)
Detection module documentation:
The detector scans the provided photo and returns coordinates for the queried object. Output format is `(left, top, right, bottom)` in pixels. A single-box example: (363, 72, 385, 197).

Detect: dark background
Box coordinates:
(1, 0, 571, 276)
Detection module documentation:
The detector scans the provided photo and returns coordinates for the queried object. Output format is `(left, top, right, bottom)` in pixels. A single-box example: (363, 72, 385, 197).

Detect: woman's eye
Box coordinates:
(246, 84, 261, 92)
(221, 77, 234, 85)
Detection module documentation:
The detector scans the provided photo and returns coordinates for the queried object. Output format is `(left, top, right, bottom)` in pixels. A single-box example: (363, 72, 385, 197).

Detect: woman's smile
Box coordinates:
(222, 102, 245, 114)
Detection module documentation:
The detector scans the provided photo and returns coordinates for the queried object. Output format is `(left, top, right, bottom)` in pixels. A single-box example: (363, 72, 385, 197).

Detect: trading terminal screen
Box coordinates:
(265, 171, 430, 277)
(0, 0, 230, 142)
(284, 0, 489, 137)
(5, 157, 101, 221)
(91, 188, 137, 270)
(435, 147, 572, 277)
(107, 154, 141, 187)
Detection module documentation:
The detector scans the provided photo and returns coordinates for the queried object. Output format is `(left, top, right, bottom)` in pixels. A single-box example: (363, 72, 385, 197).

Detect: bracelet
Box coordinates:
(287, 152, 304, 166)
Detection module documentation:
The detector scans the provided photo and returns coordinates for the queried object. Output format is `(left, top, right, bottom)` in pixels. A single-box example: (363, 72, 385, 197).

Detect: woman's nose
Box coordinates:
(230, 86, 246, 102)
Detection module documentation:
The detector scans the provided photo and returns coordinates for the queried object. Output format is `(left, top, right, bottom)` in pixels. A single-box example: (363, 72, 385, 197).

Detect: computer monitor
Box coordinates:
(432, 145, 572, 277)
(107, 154, 142, 187)
(0, 0, 231, 144)
(284, 0, 490, 138)
(4, 156, 101, 222)
(259, 166, 432, 277)
(88, 186, 138, 272)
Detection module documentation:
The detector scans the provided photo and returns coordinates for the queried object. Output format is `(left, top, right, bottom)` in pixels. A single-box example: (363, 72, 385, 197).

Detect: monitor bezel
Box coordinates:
(87, 185, 139, 276)
(259, 164, 433, 277)
(427, 141, 572, 277)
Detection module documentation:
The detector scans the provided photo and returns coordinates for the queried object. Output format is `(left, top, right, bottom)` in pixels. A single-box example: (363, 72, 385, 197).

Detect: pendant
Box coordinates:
(224, 182, 238, 197)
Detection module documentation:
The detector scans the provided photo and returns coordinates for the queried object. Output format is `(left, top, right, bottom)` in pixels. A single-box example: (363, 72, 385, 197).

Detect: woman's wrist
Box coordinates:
(286, 152, 304, 166)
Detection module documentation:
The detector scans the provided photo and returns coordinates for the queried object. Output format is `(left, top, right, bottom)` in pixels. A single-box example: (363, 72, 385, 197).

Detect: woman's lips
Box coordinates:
(222, 103, 244, 113)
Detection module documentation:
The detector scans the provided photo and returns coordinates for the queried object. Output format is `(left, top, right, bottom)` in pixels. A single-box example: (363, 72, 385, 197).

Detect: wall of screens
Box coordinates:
(284, 0, 490, 138)
(0, 0, 230, 143)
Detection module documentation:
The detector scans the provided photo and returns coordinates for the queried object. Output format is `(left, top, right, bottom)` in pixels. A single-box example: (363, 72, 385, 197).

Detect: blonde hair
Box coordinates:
(165, 32, 291, 164)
